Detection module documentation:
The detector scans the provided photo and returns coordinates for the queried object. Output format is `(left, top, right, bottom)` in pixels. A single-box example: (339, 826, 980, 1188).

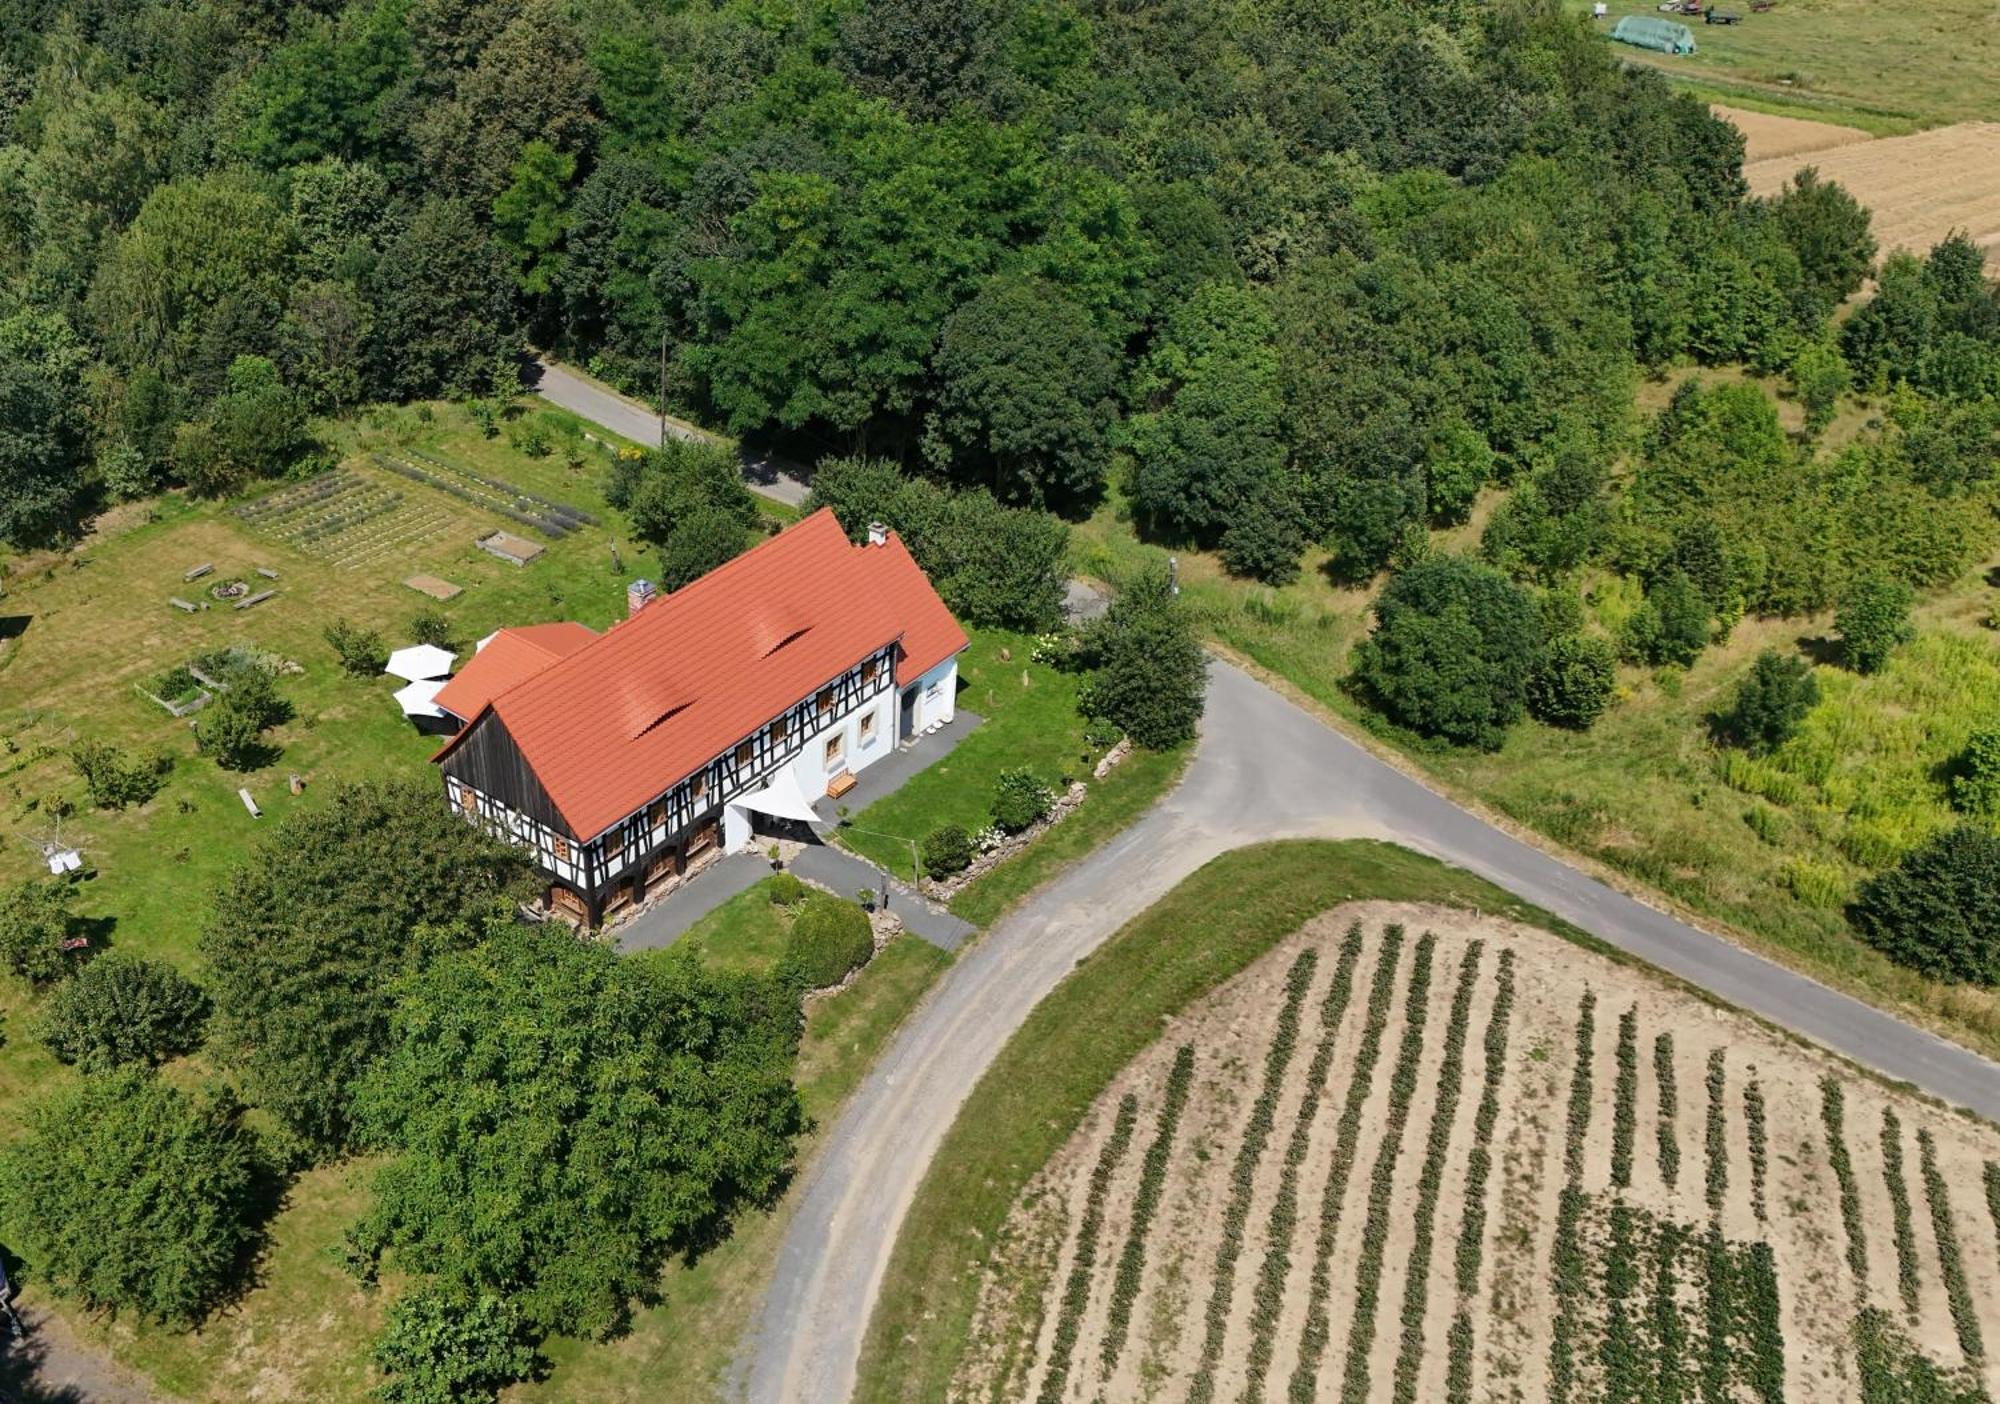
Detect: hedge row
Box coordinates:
(1704, 1049, 1729, 1217)
(1097, 1043, 1196, 1377)
(1445, 948, 1518, 1399)
(1881, 1107, 1922, 1319)
(1743, 1078, 1770, 1223)
(1334, 932, 1440, 1404)
(1612, 1007, 1639, 1191)
(1917, 1129, 1984, 1363)
(1034, 1093, 1139, 1404)
(1821, 1079, 1870, 1283)
(1287, 927, 1408, 1404)
(1240, 923, 1366, 1404)
(1654, 1033, 1681, 1188)
(1184, 947, 1319, 1404)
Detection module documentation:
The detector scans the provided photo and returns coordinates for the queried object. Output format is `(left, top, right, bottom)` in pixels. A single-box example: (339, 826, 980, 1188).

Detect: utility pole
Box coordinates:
(658, 325, 669, 450)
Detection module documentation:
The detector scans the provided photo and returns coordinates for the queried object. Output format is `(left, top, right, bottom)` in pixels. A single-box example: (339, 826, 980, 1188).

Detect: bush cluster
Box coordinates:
(373, 1286, 538, 1404)
(1100, 1043, 1196, 1376)
(1337, 933, 1441, 1404)
(39, 954, 209, 1071)
(1527, 634, 1617, 731)
(0, 878, 87, 986)
(68, 740, 171, 810)
(1186, 948, 1317, 1404)
(765, 872, 805, 906)
(777, 894, 873, 992)
(323, 618, 386, 677)
(1849, 824, 2000, 986)
(1035, 1095, 1138, 1404)
(989, 768, 1054, 835)
(920, 824, 974, 880)
(1288, 928, 1405, 1402)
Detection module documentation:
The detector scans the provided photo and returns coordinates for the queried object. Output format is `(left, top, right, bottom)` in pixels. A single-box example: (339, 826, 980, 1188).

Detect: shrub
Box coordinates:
(0, 1069, 261, 1326)
(1950, 726, 2000, 816)
(1849, 824, 2000, 985)
(1720, 649, 1819, 754)
(373, 1286, 538, 1404)
(659, 507, 748, 592)
(1526, 634, 1617, 730)
(990, 768, 1055, 834)
(195, 694, 276, 771)
(766, 872, 806, 906)
(1074, 566, 1206, 750)
(408, 608, 454, 650)
(1350, 555, 1542, 750)
(778, 894, 873, 991)
(0, 878, 86, 985)
(39, 954, 209, 1071)
(68, 739, 170, 809)
(325, 618, 386, 677)
(1835, 575, 1914, 674)
(1621, 570, 1710, 667)
(920, 825, 974, 880)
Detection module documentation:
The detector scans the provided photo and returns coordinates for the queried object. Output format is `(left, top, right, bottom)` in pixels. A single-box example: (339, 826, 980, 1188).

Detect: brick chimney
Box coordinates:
(866, 521, 888, 546)
(627, 578, 657, 616)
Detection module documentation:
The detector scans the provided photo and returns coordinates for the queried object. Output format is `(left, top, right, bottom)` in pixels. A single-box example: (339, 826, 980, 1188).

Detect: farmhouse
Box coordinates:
(431, 509, 967, 924)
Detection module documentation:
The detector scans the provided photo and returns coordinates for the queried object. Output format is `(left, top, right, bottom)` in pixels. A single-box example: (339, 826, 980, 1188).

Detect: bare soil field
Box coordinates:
(960, 900, 2000, 1402)
(1716, 105, 1871, 164)
(1744, 121, 2000, 259)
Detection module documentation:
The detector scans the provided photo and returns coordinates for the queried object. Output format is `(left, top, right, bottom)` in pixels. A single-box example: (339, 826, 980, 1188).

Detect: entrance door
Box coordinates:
(900, 686, 917, 741)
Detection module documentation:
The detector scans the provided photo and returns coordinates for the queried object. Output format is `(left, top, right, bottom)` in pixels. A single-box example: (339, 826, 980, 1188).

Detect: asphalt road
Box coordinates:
(741, 661, 2000, 1404)
(526, 357, 811, 506)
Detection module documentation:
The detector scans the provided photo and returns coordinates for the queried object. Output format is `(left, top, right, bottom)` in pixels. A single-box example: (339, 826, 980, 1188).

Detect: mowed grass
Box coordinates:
(852, 839, 1587, 1404)
(1072, 476, 2000, 1061)
(671, 877, 797, 978)
(1561, 0, 2000, 127)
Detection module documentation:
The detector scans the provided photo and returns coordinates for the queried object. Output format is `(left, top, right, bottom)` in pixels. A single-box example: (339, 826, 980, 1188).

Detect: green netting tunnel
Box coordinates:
(1611, 16, 1697, 54)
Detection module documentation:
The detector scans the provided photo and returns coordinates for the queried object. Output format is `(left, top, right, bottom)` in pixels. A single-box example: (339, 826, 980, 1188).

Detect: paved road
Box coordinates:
(526, 358, 811, 506)
(743, 660, 2000, 1404)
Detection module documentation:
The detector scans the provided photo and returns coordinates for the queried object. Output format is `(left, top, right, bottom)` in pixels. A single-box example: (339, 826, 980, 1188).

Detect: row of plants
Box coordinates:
(1184, 947, 1319, 1404)
(1444, 948, 1518, 1404)
(400, 446, 598, 527)
(1655, 1033, 1682, 1188)
(1987, 1164, 2000, 1260)
(1651, 1219, 1694, 1404)
(1548, 989, 1598, 1404)
(1917, 1129, 1985, 1363)
(1882, 1107, 1923, 1318)
(232, 468, 360, 522)
(1288, 927, 1407, 1404)
(1097, 1044, 1196, 1378)
(1822, 1078, 1872, 1284)
(1737, 1240, 1788, 1404)
(1240, 923, 1366, 1404)
(1034, 1094, 1139, 1404)
(1744, 1078, 1770, 1223)
(1612, 1007, 1639, 1191)
(1704, 1050, 1729, 1217)
(373, 453, 579, 539)
(1853, 1308, 1990, 1404)
(1701, 1220, 1737, 1403)
(1386, 941, 1485, 1404)
(1599, 1201, 1645, 1402)
(294, 489, 407, 546)
(1333, 932, 1441, 1404)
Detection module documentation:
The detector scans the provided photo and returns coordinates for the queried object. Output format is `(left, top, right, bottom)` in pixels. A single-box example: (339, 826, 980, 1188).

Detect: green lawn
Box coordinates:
(670, 878, 796, 978)
(853, 840, 1598, 1404)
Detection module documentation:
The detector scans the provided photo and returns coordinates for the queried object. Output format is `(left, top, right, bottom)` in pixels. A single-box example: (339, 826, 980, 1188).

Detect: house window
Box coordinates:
(551, 886, 587, 917)
(817, 687, 835, 715)
(736, 741, 753, 766)
(824, 732, 846, 768)
(605, 828, 625, 858)
(691, 770, 708, 801)
(551, 834, 571, 863)
(860, 711, 877, 745)
(771, 715, 788, 742)
(649, 799, 667, 830)
(862, 659, 879, 685)
(456, 785, 478, 817)
(926, 679, 944, 703)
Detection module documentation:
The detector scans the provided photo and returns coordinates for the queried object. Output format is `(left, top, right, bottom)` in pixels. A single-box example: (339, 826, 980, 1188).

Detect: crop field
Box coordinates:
(232, 465, 456, 569)
(1743, 122, 2000, 259)
(958, 901, 2000, 1403)
(1715, 105, 1870, 164)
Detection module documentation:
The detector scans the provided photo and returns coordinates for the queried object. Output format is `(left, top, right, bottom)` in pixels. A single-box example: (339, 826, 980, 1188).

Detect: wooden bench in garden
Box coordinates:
(183, 563, 214, 582)
(169, 597, 199, 613)
(233, 589, 278, 611)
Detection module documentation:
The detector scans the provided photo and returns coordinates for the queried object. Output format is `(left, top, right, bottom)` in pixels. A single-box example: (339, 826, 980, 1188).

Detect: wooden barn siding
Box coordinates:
(438, 713, 572, 836)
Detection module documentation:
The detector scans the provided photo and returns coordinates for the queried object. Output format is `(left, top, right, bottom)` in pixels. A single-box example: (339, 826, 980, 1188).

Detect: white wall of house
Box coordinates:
(724, 689, 898, 851)
(906, 657, 958, 737)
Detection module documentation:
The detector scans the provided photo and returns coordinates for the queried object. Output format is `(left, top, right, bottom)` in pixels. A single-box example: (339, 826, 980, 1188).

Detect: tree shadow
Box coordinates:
(1794, 633, 1844, 668)
(0, 1318, 97, 1404)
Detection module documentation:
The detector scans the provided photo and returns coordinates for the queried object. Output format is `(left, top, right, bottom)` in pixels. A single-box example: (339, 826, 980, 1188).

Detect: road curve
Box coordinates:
(742, 661, 2000, 1404)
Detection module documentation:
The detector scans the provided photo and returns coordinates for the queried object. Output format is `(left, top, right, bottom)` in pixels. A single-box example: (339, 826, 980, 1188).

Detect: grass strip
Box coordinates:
(1882, 1107, 1921, 1320)
(1548, 990, 1598, 1404)
(1035, 1094, 1140, 1404)
(1240, 921, 1367, 1402)
(1704, 1050, 1728, 1216)
(1822, 1079, 1869, 1285)
(1654, 1032, 1680, 1188)
(1387, 941, 1485, 1404)
(1287, 926, 1409, 1403)
(1917, 1129, 1984, 1363)
(1096, 1043, 1196, 1377)
(1336, 931, 1441, 1404)
(1183, 947, 1320, 1404)
(1743, 1078, 1769, 1223)
(1612, 1007, 1639, 1190)
(1443, 950, 1518, 1399)
(855, 839, 1600, 1404)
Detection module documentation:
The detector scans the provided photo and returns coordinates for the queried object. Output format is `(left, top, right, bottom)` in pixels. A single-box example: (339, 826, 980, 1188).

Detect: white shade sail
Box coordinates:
(393, 678, 448, 718)
(385, 644, 456, 681)
(727, 767, 821, 826)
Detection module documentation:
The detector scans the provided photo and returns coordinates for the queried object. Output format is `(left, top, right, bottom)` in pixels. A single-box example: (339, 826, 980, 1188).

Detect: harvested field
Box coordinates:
(1717, 104, 1870, 164)
(1744, 121, 2000, 259)
(961, 900, 2000, 1402)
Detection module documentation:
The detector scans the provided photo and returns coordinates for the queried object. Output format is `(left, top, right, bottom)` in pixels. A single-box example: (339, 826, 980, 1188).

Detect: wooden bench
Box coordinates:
(254, 566, 279, 580)
(183, 563, 214, 582)
(233, 589, 277, 610)
(825, 770, 858, 800)
(169, 597, 199, 613)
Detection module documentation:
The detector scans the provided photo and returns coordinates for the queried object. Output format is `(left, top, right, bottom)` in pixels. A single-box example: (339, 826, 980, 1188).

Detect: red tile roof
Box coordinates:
(432, 622, 598, 722)
(434, 509, 968, 840)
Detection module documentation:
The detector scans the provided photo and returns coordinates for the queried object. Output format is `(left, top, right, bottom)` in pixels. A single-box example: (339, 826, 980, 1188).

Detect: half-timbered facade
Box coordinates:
(431, 510, 968, 925)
